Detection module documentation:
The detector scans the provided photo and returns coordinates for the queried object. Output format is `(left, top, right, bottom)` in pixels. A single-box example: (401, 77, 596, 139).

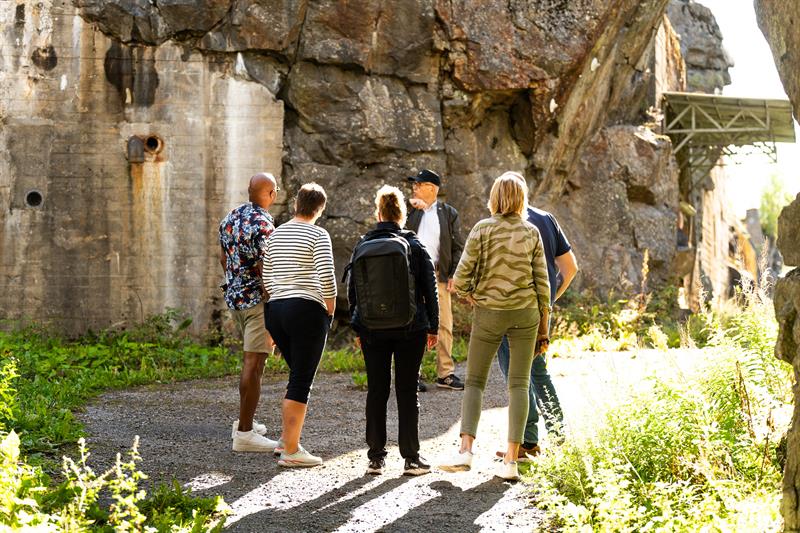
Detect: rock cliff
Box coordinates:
(667, 0, 732, 93)
(755, 1, 800, 529)
(4, 0, 728, 332)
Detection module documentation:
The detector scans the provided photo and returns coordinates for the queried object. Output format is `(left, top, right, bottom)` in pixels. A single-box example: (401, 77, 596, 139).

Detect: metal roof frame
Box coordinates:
(661, 92, 795, 187)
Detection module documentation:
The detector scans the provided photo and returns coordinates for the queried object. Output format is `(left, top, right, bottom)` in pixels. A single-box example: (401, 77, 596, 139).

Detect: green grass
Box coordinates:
(526, 284, 791, 531)
(2, 329, 239, 463)
(0, 311, 244, 531)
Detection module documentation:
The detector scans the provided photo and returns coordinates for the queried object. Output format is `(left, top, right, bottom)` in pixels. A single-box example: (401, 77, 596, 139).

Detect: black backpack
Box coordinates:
(345, 230, 417, 330)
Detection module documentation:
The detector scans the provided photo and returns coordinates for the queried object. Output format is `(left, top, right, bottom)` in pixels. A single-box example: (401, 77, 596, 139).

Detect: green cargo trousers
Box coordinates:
(459, 306, 539, 443)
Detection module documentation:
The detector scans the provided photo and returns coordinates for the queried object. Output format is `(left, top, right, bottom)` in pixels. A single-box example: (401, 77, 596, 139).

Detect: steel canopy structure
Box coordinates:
(661, 91, 795, 183)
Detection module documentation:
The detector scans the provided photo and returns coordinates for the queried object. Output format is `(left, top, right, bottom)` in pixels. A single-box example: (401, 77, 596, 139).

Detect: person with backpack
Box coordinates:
(346, 185, 439, 476)
(439, 172, 551, 481)
(262, 183, 336, 468)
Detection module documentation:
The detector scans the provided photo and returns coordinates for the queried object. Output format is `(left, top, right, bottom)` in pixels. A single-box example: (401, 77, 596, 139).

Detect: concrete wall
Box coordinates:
(0, 0, 284, 334)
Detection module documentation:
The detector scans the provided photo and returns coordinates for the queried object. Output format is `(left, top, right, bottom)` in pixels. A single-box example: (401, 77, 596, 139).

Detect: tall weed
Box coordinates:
(528, 280, 790, 531)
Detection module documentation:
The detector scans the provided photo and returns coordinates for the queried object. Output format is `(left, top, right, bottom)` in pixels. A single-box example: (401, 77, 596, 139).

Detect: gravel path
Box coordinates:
(79, 347, 703, 531)
(79, 361, 546, 532)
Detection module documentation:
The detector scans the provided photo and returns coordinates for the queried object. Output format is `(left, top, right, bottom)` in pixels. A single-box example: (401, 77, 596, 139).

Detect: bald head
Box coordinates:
(249, 172, 277, 210)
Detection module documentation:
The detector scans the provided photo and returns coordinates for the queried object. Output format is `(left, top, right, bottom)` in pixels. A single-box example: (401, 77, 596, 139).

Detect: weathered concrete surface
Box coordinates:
(3, 0, 731, 333)
(0, 1, 284, 333)
(667, 0, 732, 93)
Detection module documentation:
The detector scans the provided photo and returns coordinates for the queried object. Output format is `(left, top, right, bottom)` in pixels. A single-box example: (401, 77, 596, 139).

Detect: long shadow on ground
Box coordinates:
(79, 363, 544, 531)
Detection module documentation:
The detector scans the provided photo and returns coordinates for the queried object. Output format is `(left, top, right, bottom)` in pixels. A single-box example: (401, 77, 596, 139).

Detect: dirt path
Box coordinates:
(79, 362, 546, 532)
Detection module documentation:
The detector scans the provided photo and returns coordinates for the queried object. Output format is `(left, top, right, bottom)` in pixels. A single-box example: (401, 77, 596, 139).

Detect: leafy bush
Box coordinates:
(760, 174, 794, 239)
(527, 282, 790, 531)
(0, 432, 228, 531)
(0, 311, 242, 531)
(552, 286, 692, 352)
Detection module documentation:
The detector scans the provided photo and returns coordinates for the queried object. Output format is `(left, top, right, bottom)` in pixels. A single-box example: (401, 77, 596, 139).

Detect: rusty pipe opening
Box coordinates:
(144, 135, 163, 154)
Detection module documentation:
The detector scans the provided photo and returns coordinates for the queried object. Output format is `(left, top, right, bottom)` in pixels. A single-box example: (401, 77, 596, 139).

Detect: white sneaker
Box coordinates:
(273, 438, 284, 457)
(277, 445, 323, 467)
(439, 450, 473, 472)
(231, 419, 267, 439)
(232, 430, 279, 452)
(495, 460, 519, 481)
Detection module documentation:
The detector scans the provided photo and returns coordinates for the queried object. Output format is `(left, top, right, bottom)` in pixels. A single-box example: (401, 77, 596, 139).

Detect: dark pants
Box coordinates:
(265, 298, 329, 404)
(497, 335, 564, 444)
(361, 330, 426, 461)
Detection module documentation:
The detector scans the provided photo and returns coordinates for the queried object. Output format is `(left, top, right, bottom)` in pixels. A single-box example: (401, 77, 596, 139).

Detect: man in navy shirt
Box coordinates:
(496, 187, 578, 459)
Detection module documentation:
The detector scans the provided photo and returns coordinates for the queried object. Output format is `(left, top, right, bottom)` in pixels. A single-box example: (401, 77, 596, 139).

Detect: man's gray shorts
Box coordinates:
(231, 302, 274, 354)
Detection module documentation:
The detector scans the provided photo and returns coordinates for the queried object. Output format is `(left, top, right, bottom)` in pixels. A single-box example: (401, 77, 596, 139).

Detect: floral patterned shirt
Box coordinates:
(219, 203, 275, 310)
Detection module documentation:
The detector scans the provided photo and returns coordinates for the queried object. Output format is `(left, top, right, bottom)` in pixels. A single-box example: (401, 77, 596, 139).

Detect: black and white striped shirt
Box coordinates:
(262, 220, 337, 310)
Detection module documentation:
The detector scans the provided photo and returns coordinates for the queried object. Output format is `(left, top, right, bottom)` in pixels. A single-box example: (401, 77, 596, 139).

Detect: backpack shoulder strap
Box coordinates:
(342, 233, 369, 283)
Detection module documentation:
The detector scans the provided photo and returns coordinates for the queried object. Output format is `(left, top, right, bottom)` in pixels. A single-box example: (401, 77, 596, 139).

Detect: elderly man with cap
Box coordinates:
(406, 169, 466, 391)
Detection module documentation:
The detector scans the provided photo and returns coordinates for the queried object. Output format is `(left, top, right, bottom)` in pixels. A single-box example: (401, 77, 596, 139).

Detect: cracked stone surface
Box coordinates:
(1, 0, 730, 334)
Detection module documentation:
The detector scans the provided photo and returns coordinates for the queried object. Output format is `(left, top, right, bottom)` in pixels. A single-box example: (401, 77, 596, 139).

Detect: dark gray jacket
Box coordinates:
(407, 201, 465, 283)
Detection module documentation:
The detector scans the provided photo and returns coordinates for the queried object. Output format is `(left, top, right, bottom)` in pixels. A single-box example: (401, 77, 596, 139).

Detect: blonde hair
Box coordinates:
(375, 185, 407, 227)
(487, 172, 528, 216)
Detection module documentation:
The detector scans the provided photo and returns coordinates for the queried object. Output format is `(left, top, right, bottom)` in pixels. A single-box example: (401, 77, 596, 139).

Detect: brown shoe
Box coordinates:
(495, 445, 540, 463)
(521, 444, 541, 457)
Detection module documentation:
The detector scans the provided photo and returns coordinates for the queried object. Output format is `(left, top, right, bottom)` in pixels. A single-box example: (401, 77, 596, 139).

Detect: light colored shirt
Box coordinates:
(416, 201, 440, 266)
(454, 213, 551, 314)
(262, 220, 337, 311)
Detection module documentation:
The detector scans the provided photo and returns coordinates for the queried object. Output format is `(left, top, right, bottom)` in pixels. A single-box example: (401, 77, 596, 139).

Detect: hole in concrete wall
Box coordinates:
(31, 45, 57, 71)
(25, 190, 43, 208)
(144, 135, 163, 154)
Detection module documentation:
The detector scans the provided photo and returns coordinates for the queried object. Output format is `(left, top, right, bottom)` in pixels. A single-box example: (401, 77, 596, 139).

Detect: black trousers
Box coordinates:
(265, 298, 329, 404)
(361, 330, 426, 461)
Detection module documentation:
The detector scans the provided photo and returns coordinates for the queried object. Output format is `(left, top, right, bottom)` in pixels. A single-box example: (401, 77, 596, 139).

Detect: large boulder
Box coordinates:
(778, 194, 800, 268)
(76, 0, 232, 44)
(757, 3, 800, 530)
(546, 125, 679, 294)
(666, 0, 732, 93)
(756, 0, 800, 120)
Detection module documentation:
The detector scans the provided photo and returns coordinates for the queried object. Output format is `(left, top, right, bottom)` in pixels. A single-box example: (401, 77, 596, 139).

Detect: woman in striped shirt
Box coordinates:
(263, 183, 337, 467)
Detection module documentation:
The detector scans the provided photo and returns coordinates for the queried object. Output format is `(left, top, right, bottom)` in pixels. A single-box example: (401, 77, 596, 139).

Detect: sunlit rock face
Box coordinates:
(773, 194, 800, 532)
(2, 0, 689, 333)
(666, 0, 732, 94)
(756, 2, 800, 529)
(546, 126, 679, 295)
(756, 1, 800, 121)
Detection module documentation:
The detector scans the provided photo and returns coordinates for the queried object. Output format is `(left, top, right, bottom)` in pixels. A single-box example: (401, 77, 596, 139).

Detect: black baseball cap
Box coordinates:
(406, 169, 441, 187)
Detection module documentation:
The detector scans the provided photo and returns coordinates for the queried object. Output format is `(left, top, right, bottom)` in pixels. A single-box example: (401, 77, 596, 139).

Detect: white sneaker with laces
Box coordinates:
(496, 460, 519, 481)
(231, 419, 267, 439)
(439, 450, 473, 472)
(232, 430, 279, 452)
(278, 445, 323, 467)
